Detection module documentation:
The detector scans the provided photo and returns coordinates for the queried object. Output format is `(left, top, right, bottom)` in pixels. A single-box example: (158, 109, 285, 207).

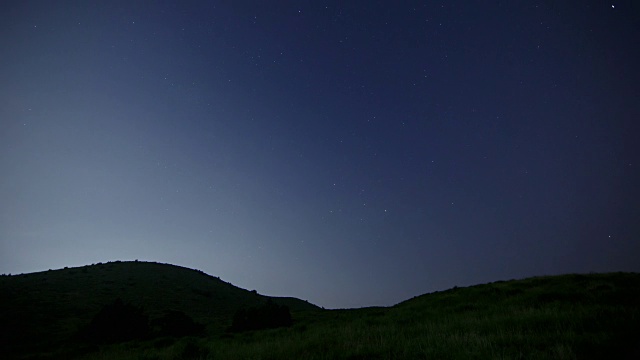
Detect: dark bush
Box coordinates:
(153, 310, 205, 337)
(179, 339, 209, 359)
(81, 298, 150, 343)
(229, 299, 292, 332)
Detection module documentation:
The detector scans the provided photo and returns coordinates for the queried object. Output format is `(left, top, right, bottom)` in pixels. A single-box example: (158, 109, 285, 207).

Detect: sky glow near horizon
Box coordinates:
(1, 1, 639, 308)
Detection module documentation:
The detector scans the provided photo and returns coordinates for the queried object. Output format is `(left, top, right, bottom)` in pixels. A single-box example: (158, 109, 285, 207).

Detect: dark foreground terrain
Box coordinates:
(1, 261, 639, 359)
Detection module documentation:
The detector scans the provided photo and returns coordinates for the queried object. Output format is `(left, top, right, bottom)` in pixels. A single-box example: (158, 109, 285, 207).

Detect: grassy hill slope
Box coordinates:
(188, 272, 640, 360)
(0, 261, 319, 358)
(2, 263, 639, 360)
(386, 272, 640, 359)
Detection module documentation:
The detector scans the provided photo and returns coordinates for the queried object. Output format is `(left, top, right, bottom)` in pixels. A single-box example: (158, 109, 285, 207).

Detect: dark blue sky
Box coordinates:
(1, 1, 639, 308)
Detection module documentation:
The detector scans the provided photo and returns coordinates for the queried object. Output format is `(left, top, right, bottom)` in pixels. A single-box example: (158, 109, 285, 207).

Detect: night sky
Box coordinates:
(1, 1, 639, 309)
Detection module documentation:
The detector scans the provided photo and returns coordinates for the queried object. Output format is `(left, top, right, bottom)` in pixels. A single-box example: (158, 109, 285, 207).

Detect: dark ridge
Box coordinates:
(2, 264, 639, 360)
(0, 260, 319, 357)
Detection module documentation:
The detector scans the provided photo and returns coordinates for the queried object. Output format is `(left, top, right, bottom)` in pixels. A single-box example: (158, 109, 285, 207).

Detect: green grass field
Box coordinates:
(2, 262, 639, 359)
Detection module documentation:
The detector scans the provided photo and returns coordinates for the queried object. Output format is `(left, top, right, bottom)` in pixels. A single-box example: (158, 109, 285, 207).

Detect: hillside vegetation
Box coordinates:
(0, 261, 318, 358)
(1, 262, 639, 359)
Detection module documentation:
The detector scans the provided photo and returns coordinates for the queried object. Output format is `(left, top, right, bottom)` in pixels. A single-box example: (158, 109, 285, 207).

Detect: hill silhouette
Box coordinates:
(0, 261, 318, 357)
(1, 263, 639, 359)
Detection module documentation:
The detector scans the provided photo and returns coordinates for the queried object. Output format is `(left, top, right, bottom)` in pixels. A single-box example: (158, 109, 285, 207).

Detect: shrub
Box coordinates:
(81, 298, 150, 343)
(153, 310, 205, 337)
(178, 339, 209, 359)
(229, 299, 293, 332)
